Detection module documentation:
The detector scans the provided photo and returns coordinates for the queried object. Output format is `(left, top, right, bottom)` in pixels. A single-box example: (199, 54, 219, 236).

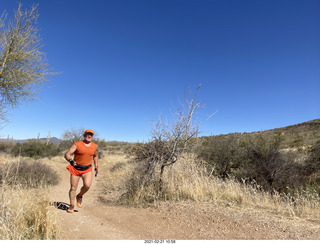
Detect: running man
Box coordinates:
(64, 129, 98, 213)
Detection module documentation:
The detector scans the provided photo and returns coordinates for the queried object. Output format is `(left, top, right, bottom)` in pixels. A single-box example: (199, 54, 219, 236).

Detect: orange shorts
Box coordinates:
(66, 164, 92, 176)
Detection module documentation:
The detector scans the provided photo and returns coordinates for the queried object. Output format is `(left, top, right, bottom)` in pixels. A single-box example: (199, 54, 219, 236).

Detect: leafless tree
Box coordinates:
(62, 127, 86, 144)
(130, 84, 215, 192)
(0, 3, 55, 125)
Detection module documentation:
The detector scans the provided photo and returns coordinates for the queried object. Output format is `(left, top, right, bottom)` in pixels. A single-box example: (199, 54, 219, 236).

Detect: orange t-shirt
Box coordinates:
(73, 141, 98, 166)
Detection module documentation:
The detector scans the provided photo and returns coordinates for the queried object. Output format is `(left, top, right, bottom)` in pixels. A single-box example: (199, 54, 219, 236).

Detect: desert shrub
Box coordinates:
(0, 186, 60, 239)
(129, 140, 172, 164)
(0, 156, 60, 238)
(127, 139, 179, 198)
(125, 84, 204, 200)
(198, 133, 311, 193)
(117, 154, 320, 222)
(304, 142, 320, 174)
(0, 141, 15, 154)
(11, 140, 61, 158)
(0, 160, 60, 188)
(110, 161, 127, 172)
(197, 134, 246, 178)
(121, 159, 163, 204)
(104, 141, 133, 155)
(242, 134, 307, 193)
(99, 153, 136, 204)
(0, 141, 16, 154)
(303, 142, 320, 192)
(92, 139, 107, 159)
(57, 139, 73, 152)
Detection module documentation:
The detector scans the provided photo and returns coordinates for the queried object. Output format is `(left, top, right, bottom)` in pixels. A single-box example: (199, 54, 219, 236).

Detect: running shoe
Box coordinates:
(67, 204, 75, 213)
(76, 194, 83, 208)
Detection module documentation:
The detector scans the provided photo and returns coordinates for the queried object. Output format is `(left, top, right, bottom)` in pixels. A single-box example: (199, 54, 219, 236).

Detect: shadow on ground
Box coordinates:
(50, 201, 79, 212)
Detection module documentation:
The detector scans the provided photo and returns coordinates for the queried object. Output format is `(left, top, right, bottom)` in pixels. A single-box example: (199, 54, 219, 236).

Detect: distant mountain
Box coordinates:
(0, 137, 61, 144)
(0, 137, 128, 145)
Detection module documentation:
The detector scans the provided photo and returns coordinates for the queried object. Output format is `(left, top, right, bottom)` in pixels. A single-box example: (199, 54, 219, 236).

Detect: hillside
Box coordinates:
(201, 118, 320, 148)
(1, 118, 319, 147)
(254, 118, 320, 147)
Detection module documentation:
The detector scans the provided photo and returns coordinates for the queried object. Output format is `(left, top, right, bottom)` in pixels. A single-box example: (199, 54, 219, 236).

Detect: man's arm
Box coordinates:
(65, 144, 77, 162)
(93, 150, 99, 176)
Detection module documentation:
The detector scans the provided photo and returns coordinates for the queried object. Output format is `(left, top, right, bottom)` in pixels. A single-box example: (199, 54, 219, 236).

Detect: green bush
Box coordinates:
(304, 142, 320, 173)
(198, 133, 311, 193)
(303, 142, 320, 192)
(57, 139, 73, 152)
(0, 142, 15, 154)
(244, 134, 306, 192)
(11, 140, 61, 158)
(0, 160, 60, 188)
(197, 134, 246, 178)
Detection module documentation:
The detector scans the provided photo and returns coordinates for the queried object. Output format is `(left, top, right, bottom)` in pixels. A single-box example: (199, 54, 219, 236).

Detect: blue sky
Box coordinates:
(1, 0, 319, 142)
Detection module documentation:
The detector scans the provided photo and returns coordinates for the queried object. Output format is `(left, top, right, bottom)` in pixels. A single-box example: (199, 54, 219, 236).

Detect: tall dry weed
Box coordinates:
(114, 153, 320, 222)
(0, 155, 60, 239)
(100, 153, 135, 202)
(0, 185, 60, 239)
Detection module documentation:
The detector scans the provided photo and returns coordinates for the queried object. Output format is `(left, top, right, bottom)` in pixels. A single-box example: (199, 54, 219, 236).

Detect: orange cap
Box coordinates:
(83, 129, 94, 135)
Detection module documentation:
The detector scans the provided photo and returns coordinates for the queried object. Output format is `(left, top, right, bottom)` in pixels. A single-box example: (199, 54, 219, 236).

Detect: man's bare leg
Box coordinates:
(76, 171, 93, 207)
(69, 174, 80, 206)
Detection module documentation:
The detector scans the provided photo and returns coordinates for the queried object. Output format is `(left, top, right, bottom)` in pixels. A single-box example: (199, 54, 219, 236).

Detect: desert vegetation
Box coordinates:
(197, 120, 320, 194)
(1, 2, 318, 240)
(198, 132, 320, 193)
(0, 127, 130, 240)
(0, 154, 60, 239)
(102, 143, 320, 223)
(0, 117, 319, 238)
(110, 86, 320, 213)
(0, 139, 61, 159)
(0, 118, 319, 240)
(100, 119, 320, 224)
(0, 3, 56, 126)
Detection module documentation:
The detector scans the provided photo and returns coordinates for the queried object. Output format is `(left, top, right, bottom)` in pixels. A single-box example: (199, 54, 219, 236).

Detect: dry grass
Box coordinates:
(0, 154, 60, 240)
(0, 160, 59, 188)
(103, 152, 320, 223)
(100, 153, 135, 202)
(0, 185, 60, 239)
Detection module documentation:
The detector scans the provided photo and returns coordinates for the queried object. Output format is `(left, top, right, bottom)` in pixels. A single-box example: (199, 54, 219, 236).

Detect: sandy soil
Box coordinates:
(49, 159, 320, 240)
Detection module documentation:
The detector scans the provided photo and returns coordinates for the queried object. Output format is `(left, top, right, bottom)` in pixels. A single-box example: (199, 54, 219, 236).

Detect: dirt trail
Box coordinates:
(49, 159, 320, 240)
